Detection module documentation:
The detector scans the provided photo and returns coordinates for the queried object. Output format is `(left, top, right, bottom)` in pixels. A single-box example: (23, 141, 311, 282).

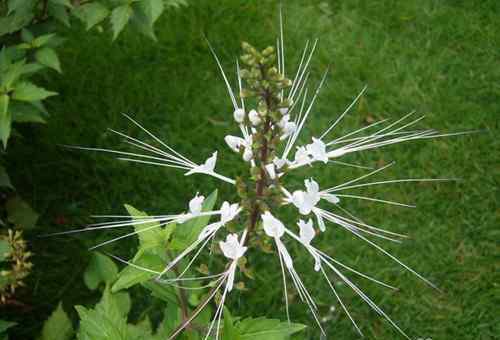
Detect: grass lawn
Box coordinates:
(4, 0, 499, 339)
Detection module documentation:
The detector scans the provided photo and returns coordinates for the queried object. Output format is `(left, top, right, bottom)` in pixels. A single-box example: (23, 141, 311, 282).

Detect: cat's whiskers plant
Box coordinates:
(54, 14, 474, 339)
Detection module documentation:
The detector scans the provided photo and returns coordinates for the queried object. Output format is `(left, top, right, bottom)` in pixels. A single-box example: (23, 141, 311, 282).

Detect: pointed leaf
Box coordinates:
(12, 82, 57, 102)
(48, 3, 71, 27)
(110, 5, 132, 40)
(10, 101, 47, 124)
(35, 47, 62, 73)
(83, 252, 119, 290)
(0, 95, 11, 149)
(72, 2, 109, 30)
(0, 320, 16, 333)
(237, 317, 306, 340)
(111, 249, 164, 292)
(139, 0, 164, 24)
(40, 303, 73, 340)
(32, 33, 56, 48)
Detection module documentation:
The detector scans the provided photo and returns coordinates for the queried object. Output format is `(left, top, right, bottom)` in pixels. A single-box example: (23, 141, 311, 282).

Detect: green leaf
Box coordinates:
(139, 0, 164, 24)
(12, 82, 57, 102)
(1, 60, 25, 90)
(236, 317, 306, 340)
(0, 9, 35, 37)
(76, 287, 129, 340)
(7, 0, 31, 15)
(223, 307, 240, 340)
(72, 3, 109, 31)
(35, 48, 62, 73)
(48, 3, 70, 27)
(110, 5, 132, 40)
(49, 0, 72, 8)
(20, 28, 33, 43)
(0, 95, 11, 149)
(5, 195, 39, 229)
(83, 252, 119, 290)
(10, 101, 47, 124)
(0, 166, 13, 189)
(0, 240, 12, 262)
(170, 190, 217, 250)
(111, 249, 164, 292)
(124, 204, 164, 249)
(153, 304, 181, 339)
(0, 320, 16, 333)
(40, 303, 73, 340)
(141, 280, 177, 304)
(31, 33, 56, 48)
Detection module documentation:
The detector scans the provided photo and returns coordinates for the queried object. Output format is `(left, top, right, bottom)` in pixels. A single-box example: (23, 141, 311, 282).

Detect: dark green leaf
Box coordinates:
(72, 3, 110, 31)
(10, 101, 47, 124)
(12, 82, 57, 102)
(110, 5, 132, 40)
(49, 0, 72, 8)
(35, 48, 62, 73)
(40, 302, 73, 340)
(32, 33, 56, 48)
(0, 166, 13, 189)
(48, 3, 71, 27)
(6, 195, 39, 229)
(139, 0, 164, 24)
(20, 28, 33, 42)
(1, 60, 25, 90)
(83, 252, 119, 290)
(223, 307, 240, 340)
(0, 320, 16, 333)
(141, 280, 177, 304)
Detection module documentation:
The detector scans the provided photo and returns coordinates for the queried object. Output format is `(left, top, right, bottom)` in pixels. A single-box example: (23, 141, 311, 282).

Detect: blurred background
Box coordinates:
(2, 0, 498, 339)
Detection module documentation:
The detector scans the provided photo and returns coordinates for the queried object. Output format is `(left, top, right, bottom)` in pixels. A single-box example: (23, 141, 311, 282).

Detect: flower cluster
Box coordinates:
(61, 14, 470, 340)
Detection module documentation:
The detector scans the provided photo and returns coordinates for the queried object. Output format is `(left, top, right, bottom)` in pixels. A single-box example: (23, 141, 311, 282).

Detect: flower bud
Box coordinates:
(233, 108, 245, 123)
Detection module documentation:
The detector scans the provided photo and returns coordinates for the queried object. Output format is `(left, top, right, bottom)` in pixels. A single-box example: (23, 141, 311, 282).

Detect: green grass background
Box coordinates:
(5, 0, 499, 339)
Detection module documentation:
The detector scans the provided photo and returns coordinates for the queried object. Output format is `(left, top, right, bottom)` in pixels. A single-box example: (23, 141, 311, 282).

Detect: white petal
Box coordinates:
(262, 211, 285, 238)
(233, 108, 245, 123)
(322, 193, 340, 204)
(248, 109, 261, 126)
(298, 219, 315, 245)
(224, 135, 244, 152)
(243, 147, 253, 162)
(189, 193, 205, 215)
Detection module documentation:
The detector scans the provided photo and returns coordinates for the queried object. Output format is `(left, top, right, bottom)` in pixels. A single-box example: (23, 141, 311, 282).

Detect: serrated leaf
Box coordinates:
(83, 252, 119, 290)
(76, 287, 129, 340)
(6, 195, 38, 229)
(170, 190, 217, 250)
(35, 47, 61, 73)
(111, 249, 164, 292)
(110, 5, 132, 40)
(20, 62, 45, 75)
(12, 82, 57, 102)
(72, 3, 110, 30)
(40, 302, 73, 340)
(124, 204, 164, 249)
(237, 317, 306, 340)
(0, 10, 35, 37)
(0, 95, 11, 149)
(1, 60, 25, 90)
(129, 9, 156, 41)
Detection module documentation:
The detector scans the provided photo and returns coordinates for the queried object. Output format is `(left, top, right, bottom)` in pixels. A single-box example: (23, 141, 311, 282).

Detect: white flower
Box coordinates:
(279, 107, 289, 115)
(265, 163, 276, 179)
(233, 108, 245, 123)
(225, 135, 245, 152)
(220, 201, 240, 224)
(185, 151, 217, 176)
(189, 193, 205, 215)
(219, 233, 248, 260)
(262, 211, 285, 238)
(294, 146, 311, 165)
(298, 219, 315, 245)
(248, 109, 261, 126)
(292, 178, 321, 215)
(278, 114, 297, 140)
(306, 138, 328, 163)
(243, 147, 253, 162)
